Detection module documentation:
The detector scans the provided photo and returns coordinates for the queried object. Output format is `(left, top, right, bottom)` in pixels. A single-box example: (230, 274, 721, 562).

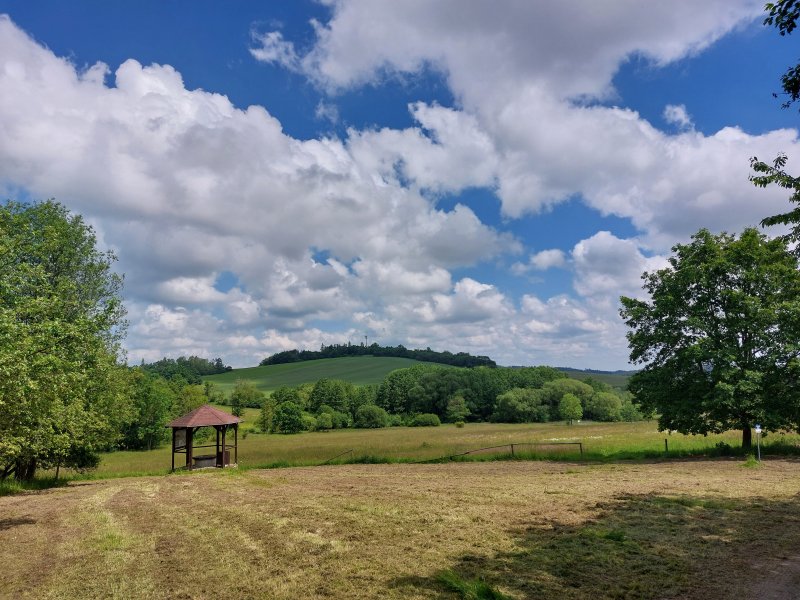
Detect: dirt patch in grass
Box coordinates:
(1, 460, 799, 599)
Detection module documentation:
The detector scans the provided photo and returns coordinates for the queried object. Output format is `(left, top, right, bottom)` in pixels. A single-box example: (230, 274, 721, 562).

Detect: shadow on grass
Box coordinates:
(393, 491, 800, 599)
(0, 516, 36, 530)
(0, 477, 69, 497)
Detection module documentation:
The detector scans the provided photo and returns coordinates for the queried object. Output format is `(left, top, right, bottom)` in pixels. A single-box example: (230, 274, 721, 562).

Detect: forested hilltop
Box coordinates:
(140, 355, 232, 384)
(260, 343, 496, 368)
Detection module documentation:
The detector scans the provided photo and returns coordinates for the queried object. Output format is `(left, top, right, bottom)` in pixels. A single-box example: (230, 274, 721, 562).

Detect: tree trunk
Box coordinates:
(742, 426, 752, 450)
(14, 458, 37, 482)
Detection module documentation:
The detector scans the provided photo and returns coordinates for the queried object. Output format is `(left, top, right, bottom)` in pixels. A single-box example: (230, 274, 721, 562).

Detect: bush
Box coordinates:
(586, 392, 622, 422)
(272, 401, 304, 434)
(355, 404, 389, 428)
(318, 404, 350, 428)
(331, 410, 351, 428)
(229, 379, 266, 409)
(455, 421, 465, 428)
(301, 412, 318, 431)
(411, 413, 441, 427)
(620, 399, 644, 422)
(315, 412, 333, 431)
(387, 414, 405, 427)
(491, 388, 548, 423)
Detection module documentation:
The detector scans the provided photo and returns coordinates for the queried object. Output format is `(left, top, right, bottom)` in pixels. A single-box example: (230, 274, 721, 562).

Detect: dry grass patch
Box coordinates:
(1, 460, 799, 599)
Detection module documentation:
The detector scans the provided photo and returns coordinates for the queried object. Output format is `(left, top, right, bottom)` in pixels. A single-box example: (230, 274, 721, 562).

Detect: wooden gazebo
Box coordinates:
(167, 404, 241, 471)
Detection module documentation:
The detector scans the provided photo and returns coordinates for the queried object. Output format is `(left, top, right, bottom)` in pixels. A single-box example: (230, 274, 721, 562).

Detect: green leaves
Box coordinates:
(620, 228, 800, 446)
(0, 200, 130, 480)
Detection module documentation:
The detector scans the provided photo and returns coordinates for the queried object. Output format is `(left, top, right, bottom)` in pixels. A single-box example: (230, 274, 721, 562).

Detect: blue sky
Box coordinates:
(0, 1, 798, 368)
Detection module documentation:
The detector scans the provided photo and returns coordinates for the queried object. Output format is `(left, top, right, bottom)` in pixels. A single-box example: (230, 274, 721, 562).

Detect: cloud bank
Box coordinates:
(1, 3, 797, 369)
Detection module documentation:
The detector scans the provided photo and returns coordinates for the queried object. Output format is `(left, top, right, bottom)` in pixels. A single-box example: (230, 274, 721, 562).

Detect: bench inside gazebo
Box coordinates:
(167, 404, 242, 471)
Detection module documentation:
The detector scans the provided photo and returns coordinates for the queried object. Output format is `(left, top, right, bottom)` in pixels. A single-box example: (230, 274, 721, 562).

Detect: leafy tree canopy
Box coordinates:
(0, 200, 131, 480)
(559, 393, 583, 425)
(620, 228, 800, 447)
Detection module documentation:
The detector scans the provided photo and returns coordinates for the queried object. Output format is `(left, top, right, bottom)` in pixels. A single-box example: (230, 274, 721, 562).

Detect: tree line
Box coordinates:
(259, 342, 497, 368)
(139, 355, 231, 385)
(209, 363, 644, 436)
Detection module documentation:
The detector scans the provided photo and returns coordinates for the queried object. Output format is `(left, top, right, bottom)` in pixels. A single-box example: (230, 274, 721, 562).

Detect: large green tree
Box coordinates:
(620, 228, 800, 448)
(0, 200, 131, 480)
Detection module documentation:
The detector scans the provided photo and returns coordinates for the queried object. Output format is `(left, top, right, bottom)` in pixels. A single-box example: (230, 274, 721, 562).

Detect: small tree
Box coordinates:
(446, 395, 471, 422)
(273, 401, 304, 434)
(559, 393, 582, 425)
(257, 396, 276, 433)
(230, 380, 265, 415)
(123, 370, 175, 450)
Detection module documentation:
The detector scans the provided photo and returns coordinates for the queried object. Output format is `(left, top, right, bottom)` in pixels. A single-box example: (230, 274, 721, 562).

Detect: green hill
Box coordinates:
(558, 368, 634, 390)
(203, 356, 427, 395)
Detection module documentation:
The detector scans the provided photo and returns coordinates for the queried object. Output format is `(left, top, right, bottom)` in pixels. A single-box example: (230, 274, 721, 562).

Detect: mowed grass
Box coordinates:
(2, 459, 800, 599)
(203, 356, 428, 395)
(90, 419, 800, 478)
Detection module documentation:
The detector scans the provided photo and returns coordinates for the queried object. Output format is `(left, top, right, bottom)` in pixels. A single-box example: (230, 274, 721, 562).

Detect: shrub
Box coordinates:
(411, 413, 441, 427)
(315, 412, 333, 431)
(586, 392, 622, 422)
(491, 388, 548, 423)
(272, 401, 304, 434)
(301, 412, 318, 431)
(229, 379, 266, 409)
(330, 410, 351, 429)
(355, 404, 389, 428)
(620, 398, 644, 422)
(387, 414, 405, 427)
(317, 404, 350, 428)
(455, 421, 465, 428)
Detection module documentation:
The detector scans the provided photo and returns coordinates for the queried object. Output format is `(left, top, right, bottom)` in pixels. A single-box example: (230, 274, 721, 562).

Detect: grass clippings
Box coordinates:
(1, 459, 799, 599)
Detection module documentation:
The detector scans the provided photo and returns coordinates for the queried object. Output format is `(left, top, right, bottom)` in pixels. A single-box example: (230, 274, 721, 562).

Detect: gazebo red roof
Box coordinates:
(167, 404, 242, 428)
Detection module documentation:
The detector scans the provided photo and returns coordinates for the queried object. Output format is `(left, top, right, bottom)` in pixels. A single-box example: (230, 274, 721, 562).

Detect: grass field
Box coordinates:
(87, 419, 800, 478)
(3, 459, 800, 599)
(203, 356, 427, 395)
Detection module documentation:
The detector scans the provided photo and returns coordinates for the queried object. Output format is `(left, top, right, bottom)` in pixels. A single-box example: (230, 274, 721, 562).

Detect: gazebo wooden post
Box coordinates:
(186, 427, 194, 470)
(171, 428, 176, 472)
(234, 424, 238, 465)
(215, 426, 221, 467)
(221, 425, 227, 467)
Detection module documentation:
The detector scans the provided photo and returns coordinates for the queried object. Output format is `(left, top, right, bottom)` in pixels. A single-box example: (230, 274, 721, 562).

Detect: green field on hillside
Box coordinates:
(203, 356, 430, 395)
(560, 368, 633, 390)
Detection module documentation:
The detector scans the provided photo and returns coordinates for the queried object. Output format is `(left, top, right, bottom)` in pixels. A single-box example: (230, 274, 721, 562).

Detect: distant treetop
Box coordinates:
(139, 355, 232, 384)
(259, 343, 497, 368)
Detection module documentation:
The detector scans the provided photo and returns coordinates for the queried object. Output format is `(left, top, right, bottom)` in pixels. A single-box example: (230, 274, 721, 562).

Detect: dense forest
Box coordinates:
(260, 343, 496, 368)
(139, 355, 232, 385)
